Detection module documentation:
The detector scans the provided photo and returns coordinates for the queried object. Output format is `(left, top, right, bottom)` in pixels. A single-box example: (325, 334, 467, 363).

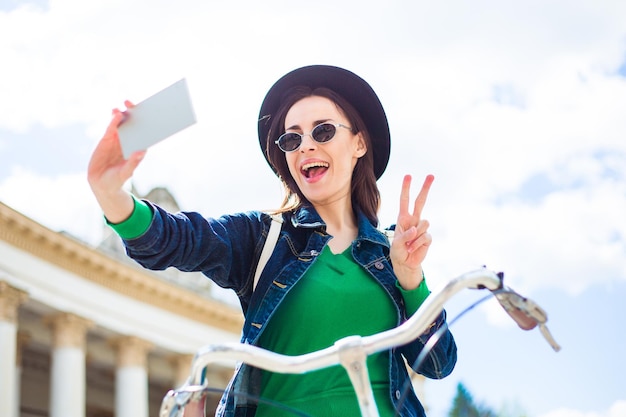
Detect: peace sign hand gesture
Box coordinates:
(390, 174, 434, 290)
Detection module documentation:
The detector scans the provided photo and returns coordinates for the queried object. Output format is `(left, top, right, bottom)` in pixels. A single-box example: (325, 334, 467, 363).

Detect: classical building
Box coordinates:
(0, 189, 243, 417)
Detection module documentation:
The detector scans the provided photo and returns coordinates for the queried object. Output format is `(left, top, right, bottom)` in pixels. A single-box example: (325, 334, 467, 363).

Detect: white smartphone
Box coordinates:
(118, 78, 197, 159)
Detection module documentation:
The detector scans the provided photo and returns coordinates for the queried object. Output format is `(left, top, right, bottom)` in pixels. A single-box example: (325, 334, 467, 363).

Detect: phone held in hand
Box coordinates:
(118, 78, 197, 159)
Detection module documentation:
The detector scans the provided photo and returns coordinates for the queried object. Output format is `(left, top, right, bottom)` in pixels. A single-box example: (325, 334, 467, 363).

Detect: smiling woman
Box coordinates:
(87, 64, 456, 417)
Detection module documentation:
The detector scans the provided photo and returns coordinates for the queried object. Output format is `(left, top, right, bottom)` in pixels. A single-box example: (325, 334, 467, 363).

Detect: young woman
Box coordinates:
(88, 65, 457, 417)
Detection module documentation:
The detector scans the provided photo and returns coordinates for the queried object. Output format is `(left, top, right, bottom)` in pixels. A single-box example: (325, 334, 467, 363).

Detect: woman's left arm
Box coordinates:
(391, 174, 457, 378)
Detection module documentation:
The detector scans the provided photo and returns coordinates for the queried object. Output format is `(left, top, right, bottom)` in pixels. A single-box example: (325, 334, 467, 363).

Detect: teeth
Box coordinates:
(302, 161, 329, 171)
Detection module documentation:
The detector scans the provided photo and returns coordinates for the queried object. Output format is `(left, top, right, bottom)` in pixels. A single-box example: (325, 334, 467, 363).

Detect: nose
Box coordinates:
(299, 133, 317, 151)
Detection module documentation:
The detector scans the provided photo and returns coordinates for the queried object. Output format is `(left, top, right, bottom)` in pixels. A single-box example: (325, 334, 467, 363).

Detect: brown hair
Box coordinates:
(263, 87, 381, 226)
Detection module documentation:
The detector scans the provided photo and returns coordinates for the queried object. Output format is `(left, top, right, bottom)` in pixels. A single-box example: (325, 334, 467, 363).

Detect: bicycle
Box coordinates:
(160, 267, 561, 417)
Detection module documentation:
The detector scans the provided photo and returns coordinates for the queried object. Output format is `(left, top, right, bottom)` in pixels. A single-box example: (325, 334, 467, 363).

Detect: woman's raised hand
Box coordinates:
(390, 174, 434, 290)
(87, 101, 146, 223)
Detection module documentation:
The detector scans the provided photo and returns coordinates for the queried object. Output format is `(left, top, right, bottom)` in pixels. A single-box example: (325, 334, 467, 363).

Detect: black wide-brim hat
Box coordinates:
(258, 65, 391, 179)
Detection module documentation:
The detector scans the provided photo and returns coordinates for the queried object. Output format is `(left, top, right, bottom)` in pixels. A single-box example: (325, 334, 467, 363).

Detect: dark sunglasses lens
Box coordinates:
(312, 123, 336, 143)
(278, 133, 302, 152)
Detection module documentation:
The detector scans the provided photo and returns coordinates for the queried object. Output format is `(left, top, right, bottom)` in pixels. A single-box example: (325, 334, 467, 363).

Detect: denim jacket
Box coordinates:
(122, 202, 457, 417)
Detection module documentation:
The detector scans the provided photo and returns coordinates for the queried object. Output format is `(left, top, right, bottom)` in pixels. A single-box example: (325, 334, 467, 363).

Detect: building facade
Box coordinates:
(0, 191, 243, 417)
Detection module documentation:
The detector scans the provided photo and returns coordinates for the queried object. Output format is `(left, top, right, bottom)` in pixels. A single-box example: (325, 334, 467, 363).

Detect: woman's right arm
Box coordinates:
(88, 103, 269, 298)
(87, 102, 146, 223)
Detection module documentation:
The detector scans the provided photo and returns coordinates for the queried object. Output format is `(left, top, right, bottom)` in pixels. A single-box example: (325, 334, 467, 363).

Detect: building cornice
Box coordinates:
(0, 202, 243, 334)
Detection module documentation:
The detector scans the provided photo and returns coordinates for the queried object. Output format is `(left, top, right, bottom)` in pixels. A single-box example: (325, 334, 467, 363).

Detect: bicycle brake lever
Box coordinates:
(539, 323, 562, 352)
(494, 291, 541, 330)
(494, 289, 561, 352)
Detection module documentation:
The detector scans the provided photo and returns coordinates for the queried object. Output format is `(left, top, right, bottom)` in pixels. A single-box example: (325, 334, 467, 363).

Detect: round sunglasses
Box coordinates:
(274, 122, 353, 153)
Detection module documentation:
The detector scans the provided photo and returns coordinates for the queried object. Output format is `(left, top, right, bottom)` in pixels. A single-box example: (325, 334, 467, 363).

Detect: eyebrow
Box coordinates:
(285, 119, 333, 131)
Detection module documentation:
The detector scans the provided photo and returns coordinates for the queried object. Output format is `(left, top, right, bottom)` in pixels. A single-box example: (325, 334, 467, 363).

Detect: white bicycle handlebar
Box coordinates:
(160, 268, 560, 417)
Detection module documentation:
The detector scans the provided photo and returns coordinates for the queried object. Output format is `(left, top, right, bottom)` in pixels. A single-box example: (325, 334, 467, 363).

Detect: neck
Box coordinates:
(313, 199, 359, 254)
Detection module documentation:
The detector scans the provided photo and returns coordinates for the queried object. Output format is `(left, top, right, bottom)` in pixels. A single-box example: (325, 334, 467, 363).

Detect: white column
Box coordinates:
(111, 336, 153, 417)
(14, 332, 31, 417)
(0, 281, 28, 417)
(46, 313, 92, 417)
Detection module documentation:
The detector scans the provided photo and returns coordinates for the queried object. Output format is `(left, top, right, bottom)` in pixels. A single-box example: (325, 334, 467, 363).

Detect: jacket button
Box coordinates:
(395, 390, 401, 399)
(374, 261, 384, 270)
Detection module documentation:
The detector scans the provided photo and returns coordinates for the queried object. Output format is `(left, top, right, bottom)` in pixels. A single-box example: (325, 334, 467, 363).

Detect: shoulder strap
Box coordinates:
(253, 214, 283, 291)
(383, 228, 394, 244)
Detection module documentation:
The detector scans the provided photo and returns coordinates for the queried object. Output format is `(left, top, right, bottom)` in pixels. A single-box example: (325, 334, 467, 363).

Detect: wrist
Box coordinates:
(397, 277, 430, 315)
(396, 267, 424, 291)
(97, 190, 135, 224)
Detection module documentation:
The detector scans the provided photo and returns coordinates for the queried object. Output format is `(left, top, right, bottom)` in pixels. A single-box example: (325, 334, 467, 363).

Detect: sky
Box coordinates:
(1, 0, 625, 416)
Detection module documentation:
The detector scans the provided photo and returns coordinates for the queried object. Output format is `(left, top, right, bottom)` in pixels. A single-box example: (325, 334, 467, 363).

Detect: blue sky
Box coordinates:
(1, 1, 625, 416)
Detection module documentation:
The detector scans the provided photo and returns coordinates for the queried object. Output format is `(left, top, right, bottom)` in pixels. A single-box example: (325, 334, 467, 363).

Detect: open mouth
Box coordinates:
(301, 161, 329, 179)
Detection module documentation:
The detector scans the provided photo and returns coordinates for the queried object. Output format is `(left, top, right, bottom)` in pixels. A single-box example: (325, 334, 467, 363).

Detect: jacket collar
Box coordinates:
(290, 205, 389, 248)
(356, 211, 390, 247)
(290, 205, 325, 229)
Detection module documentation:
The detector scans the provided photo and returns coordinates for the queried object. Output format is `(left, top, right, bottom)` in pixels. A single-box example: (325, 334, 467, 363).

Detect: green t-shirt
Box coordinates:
(255, 245, 429, 417)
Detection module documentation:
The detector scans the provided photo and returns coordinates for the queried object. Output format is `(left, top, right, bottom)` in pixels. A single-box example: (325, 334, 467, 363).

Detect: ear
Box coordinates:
(354, 133, 367, 158)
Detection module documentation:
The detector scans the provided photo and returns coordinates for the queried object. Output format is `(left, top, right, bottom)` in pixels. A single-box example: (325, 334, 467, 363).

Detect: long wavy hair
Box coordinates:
(263, 86, 381, 226)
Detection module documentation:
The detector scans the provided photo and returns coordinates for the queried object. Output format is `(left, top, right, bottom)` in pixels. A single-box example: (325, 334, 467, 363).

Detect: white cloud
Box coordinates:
(538, 400, 626, 417)
(0, 167, 104, 245)
(1, 0, 625, 298)
(426, 178, 626, 296)
(377, 41, 626, 296)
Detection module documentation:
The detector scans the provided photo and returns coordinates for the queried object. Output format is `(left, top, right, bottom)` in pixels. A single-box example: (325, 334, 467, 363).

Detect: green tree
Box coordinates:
(448, 382, 496, 417)
(496, 400, 529, 417)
